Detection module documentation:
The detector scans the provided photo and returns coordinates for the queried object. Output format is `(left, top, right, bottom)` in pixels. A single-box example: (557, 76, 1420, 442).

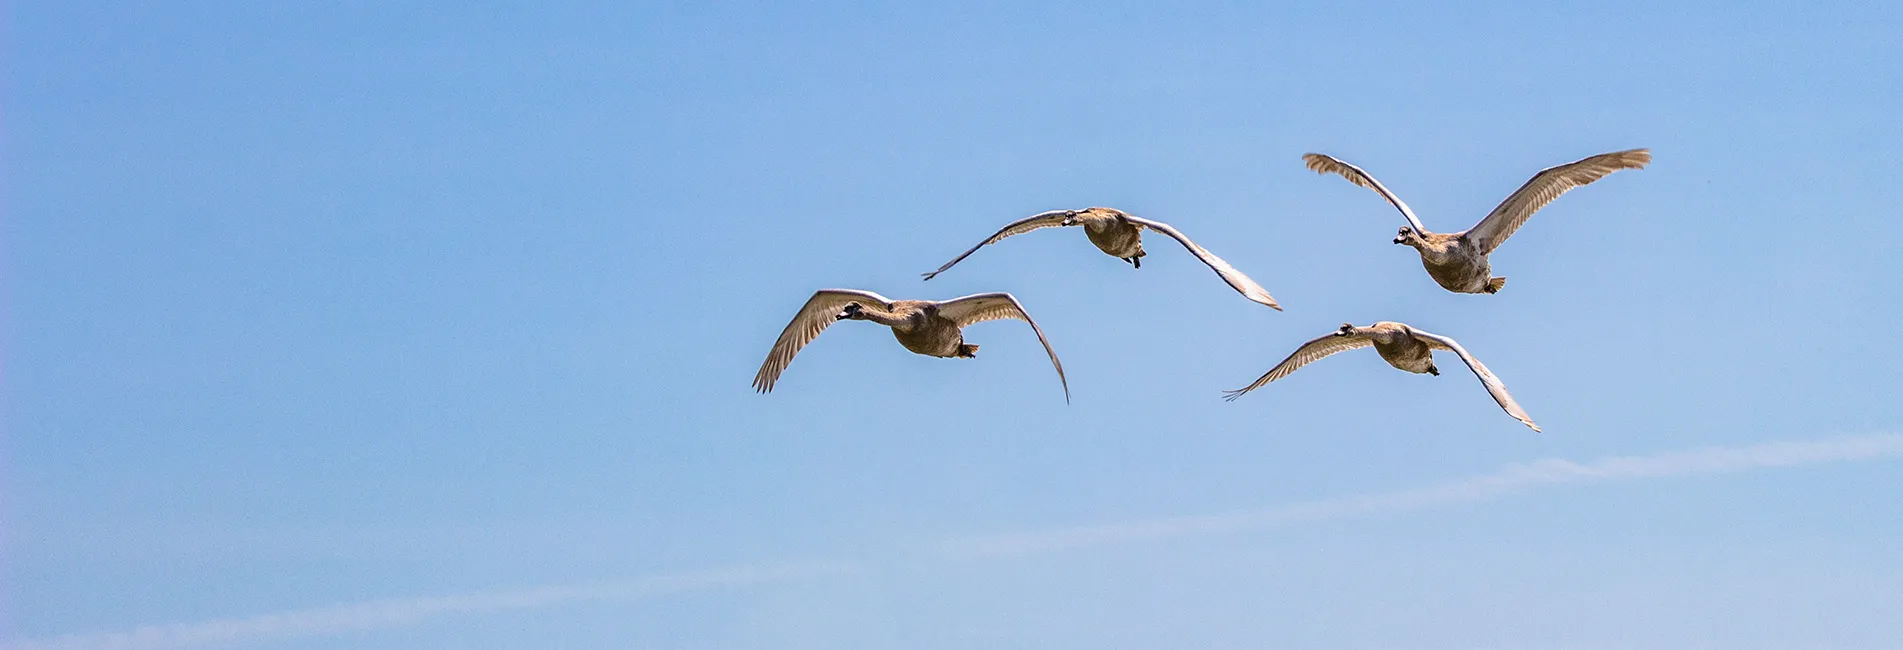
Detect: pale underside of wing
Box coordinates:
(1123, 216, 1281, 310)
(921, 210, 1076, 280)
(1412, 330, 1541, 432)
(1302, 153, 1428, 233)
(1223, 332, 1374, 401)
(1464, 148, 1651, 254)
(752, 289, 894, 393)
(935, 292, 1069, 402)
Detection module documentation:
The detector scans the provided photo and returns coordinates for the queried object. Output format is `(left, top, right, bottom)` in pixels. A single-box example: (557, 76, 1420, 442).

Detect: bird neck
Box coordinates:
(853, 305, 914, 328)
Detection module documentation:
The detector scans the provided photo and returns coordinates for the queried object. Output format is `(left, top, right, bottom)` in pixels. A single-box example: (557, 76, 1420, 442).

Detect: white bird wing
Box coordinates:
(1222, 331, 1374, 401)
(753, 289, 895, 394)
(1411, 329, 1541, 432)
(1123, 216, 1282, 310)
(1464, 148, 1651, 254)
(935, 292, 1068, 402)
(1302, 153, 1428, 233)
(921, 210, 1076, 280)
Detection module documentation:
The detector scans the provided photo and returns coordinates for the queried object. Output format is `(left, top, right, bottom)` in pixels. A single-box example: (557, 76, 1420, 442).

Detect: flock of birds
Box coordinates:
(753, 149, 1652, 432)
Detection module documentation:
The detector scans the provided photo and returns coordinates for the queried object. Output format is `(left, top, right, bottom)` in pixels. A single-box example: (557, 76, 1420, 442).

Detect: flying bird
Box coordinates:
(1302, 149, 1650, 294)
(753, 289, 1069, 401)
(921, 207, 1282, 310)
(1224, 321, 1539, 432)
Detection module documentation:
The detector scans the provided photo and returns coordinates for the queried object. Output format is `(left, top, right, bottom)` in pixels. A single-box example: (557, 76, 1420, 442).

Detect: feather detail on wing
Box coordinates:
(1222, 331, 1373, 401)
(1465, 148, 1650, 254)
(936, 292, 1069, 402)
(1302, 153, 1427, 233)
(1413, 330, 1541, 432)
(1124, 216, 1281, 310)
(921, 210, 1077, 280)
(752, 289, 894, 393)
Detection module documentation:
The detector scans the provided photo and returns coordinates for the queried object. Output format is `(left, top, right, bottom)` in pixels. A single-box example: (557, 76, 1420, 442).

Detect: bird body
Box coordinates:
(840, 299, 979, 358)
(1400, 230, 1501, 294)
(922, 206, 1280, 309)
(1303, 149, 1650, 294)
(1078, 211, 1146, 262)
(1360, 322, 1440, 375)
(1225, 321, 1539, 432)
(752, 289, 1068, 400)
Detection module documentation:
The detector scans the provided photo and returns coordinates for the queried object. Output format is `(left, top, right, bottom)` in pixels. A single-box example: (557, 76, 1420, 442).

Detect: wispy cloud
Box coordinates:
(3, 562, 858, 650)
(937, 433, 1903, 556)
(10, 433, 1902, 650)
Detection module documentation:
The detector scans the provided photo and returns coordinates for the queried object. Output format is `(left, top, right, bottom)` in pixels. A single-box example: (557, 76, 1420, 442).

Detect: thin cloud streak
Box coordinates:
(3, 562, 858, 650)
(936, 433, 1903, 557)
(11, 433, 1902, 650)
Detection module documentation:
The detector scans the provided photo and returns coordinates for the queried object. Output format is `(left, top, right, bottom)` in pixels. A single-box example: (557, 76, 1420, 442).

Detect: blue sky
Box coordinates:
(6, 1, 1902, 648)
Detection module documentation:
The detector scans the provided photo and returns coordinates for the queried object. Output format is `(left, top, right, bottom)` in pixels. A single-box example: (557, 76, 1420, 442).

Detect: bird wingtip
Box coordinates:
(1249, 291, 1283, 310)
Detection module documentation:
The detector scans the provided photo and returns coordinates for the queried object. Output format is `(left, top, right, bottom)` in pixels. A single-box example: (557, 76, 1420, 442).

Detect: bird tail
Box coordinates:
(1485, 277, 1507, 293)
(956, 344, 979, 358)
